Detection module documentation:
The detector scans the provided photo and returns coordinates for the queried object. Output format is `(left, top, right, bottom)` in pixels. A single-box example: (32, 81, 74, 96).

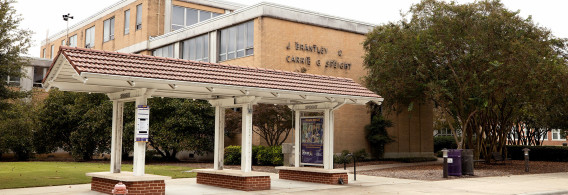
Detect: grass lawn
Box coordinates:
(0, 161, 196, 189)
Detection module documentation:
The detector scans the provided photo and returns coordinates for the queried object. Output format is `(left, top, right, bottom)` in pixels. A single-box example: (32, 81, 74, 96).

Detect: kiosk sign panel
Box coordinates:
(300, 117, 324, 164)
(135, 105, 150, 142)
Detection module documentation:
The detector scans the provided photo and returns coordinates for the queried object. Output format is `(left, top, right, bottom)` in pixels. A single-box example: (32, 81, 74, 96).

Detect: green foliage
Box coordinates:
(0, 101, 37, 160)
(363, 0, 568, 157)
(34, 90, 112, 161)
(225, 104, 293, 146)
(224, 145, 241, 165)
(365, 115, 394, 158)
(0, 0, 32, 109)
(434, 136, 457, 152)
(223, 145, 283, 166)
(334, 150, 352, 164)
(142, 98, 215, 161)
(507, 145, 568, 162)
(382, 157, 438, 163)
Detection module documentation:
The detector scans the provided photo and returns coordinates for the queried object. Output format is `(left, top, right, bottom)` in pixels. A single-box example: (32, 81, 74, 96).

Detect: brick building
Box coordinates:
(40, 0, 433, 159)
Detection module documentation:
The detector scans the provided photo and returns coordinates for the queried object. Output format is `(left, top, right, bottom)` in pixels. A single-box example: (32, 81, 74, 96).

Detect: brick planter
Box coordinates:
(276, 167, 348, 185)
(193, 169, 271, 191)
(86, 172, 171, 195)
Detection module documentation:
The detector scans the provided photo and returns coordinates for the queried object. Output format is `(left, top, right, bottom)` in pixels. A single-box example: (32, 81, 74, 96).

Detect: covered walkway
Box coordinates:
(43, 46, 382, 192)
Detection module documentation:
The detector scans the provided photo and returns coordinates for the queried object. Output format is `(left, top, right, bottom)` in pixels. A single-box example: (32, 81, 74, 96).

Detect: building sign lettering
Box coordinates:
(285, 41, 351, 70)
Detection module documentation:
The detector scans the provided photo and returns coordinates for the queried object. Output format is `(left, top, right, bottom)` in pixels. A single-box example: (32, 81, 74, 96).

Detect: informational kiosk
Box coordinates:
(43, 46, 382, 192)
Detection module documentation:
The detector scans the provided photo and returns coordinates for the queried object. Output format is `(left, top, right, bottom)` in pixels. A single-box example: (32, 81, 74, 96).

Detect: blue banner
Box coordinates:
(301, 117, 324, 164)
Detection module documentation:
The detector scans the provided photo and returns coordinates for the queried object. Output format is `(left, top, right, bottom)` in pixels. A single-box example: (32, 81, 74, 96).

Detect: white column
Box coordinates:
(133, 97, 147, 176)
(323, 109, 333, 169)
(214, 106, 225, 170)
(110, 101, 124, 173)
(294, 110, 301, 167)
(209, 31, 218, 63)
(164, 0, 172, 33)
(241, 104, 253, 172)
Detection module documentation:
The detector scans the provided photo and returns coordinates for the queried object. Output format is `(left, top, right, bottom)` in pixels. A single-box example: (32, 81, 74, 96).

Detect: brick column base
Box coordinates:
(196, 172, 270, 191)
(279, 170, 348, 185)
(91, 177, 166, 195)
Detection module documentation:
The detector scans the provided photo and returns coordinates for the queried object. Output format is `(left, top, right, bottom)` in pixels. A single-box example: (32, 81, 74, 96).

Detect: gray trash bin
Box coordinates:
(448, 149, 462, 176)
(461, 149, 474, 175)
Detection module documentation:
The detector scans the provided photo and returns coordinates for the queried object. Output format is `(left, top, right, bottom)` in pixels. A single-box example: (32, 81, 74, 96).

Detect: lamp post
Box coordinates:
(523, 148, 530, 172)
(62, 13, 74, 46)
(442, 148, 448, 178)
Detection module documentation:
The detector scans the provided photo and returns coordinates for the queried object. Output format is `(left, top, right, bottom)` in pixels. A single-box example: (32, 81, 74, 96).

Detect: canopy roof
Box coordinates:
(43, 46, 382, 105)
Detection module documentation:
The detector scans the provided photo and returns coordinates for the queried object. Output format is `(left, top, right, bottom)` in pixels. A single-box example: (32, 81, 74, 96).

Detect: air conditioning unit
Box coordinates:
(136, 24, 142, 30)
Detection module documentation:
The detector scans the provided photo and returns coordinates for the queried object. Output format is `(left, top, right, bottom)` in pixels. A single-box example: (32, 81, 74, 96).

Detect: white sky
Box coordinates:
(14, 0, 568, 57)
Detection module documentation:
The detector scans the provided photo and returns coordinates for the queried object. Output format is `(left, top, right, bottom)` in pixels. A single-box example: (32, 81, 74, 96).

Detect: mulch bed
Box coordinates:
(359, 160, 568, 181)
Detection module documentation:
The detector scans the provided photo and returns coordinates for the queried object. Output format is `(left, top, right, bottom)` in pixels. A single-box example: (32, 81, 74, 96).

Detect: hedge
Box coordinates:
(224, 145, 283, 166)
(434, 136, 457, 152)
(507, 145, 568, 162)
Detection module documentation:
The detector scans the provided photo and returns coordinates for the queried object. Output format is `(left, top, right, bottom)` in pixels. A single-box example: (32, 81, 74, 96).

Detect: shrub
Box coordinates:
(334, 150, 352, 164)
(507, 145, 568, 162)
(224, 145, 241, 165)
(224, 145, 283, 166)
(434, 136, 457, 152)
(256, 146, 283, 166)
(365, 116, 394, 158)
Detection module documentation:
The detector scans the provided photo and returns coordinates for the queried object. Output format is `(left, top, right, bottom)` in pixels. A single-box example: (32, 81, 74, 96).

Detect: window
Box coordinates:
(171, 5, 222, 31)
(61, 39, 65, 46)
(85, 26, 95, 48)
(104, 17, 115, 42)
(219, 21, 254, 61)
(69, 35, 77, 47)
(136, 4, 142, 30)
(33, 67, 48, 88)
(50, 45, 55, 59)
(153, 44, 174, 58)
(542, 130, 548, 140)
(182, 34, 208, 62)
(42, 48, 46, 58)
(552, 129, 564, 140)
(124, 10, 130, 35)
(6, 68, 20, 86)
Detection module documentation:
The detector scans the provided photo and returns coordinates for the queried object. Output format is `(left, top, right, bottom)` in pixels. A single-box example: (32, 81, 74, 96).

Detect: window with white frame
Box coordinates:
(61, 39, 65, 46)
(219, 21, 254, 61)
(153, 44, 174, 58)
(171, 5, 222, 31)
(104, 17, 115, 42)
(33, 67, 48, 88)
(85, 26, 95, 48)
(182, 34, 208, 62)
(42, 48, 46, 58)
(69, 35, 77, 47)
(50, 45, 55, 59)
(136, 4, 142, 30)
(552, 129, 564, 140)
(124, 10, 130, 35)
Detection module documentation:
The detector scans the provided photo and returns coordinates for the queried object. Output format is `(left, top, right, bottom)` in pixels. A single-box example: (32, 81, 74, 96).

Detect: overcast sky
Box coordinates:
(14, 0, 568, 58)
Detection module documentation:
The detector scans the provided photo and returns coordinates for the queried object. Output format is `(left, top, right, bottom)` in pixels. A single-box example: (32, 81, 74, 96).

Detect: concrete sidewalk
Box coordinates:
(1, 171, 568, 195)
(334, 158, 443, 173)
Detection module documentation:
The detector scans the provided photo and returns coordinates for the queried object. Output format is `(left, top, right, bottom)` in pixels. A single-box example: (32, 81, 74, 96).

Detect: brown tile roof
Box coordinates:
(51, 46, 380, 98)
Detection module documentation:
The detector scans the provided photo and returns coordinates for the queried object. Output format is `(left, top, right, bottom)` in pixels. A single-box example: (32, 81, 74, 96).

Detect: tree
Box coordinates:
(364, 0, 568, 159)
(365, 115, 394, 158)
(0, 100, 36, 160)
(225, 104, 293, 146)
(140, 98, 215, 161)
(34, 89, 112, 161)
(0, 0, 32, 109)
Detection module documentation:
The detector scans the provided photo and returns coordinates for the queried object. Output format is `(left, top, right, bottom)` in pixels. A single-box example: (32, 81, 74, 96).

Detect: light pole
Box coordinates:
(442, 148, 448, 178)
(62, 13, 74, 46)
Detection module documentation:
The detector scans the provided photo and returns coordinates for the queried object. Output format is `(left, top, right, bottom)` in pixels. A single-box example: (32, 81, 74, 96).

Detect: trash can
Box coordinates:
(448, 149, 462, 176)
(461, 149, 474, 176)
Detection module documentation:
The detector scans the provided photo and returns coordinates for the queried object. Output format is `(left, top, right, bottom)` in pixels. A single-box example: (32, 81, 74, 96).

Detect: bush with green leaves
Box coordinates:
(507, 145, 568, 162)
(224, 145, 283, 166)
(334, 150, 352, 164)
(0, 101, 37, 161)
(365, 116, 394, 158)
(434, 136, 457, 152)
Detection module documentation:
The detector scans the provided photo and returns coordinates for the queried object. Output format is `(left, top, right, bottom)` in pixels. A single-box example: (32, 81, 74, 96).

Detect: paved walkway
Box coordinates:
(334, 158, 443, 173)
(2, 171, 568, 195)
